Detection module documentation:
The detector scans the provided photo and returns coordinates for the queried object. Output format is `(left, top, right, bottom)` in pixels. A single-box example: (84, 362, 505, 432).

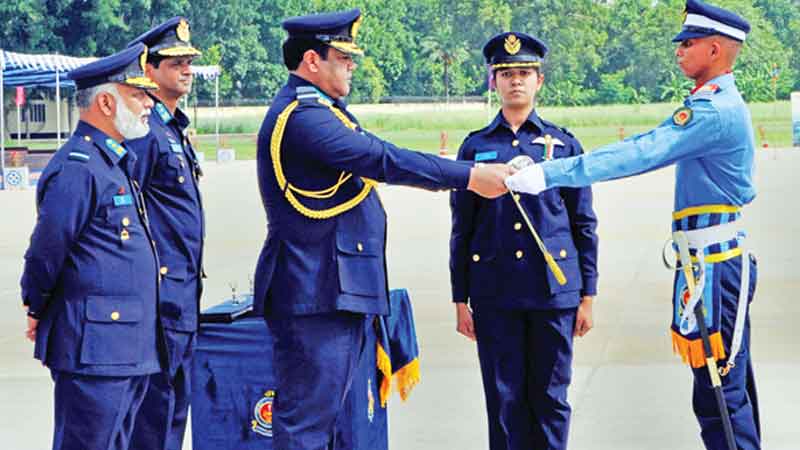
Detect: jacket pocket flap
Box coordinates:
(160, 263, 188, 281)
(336, 233, 381, 256)
(85, 295, 142, 323)
(542, 235, 578, 261)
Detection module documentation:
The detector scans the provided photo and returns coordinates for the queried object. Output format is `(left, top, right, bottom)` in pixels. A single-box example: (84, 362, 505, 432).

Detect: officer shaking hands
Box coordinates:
(506, 1, 760, 449)
(20, 44, 162, 450)
(255, 8, 511, 450)
(126, 17, 204, 450)
(450, 32, 598, 450)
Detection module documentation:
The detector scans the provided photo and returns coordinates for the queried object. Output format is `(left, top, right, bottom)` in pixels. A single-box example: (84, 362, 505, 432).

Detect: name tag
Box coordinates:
(475, 151, 497, 162)
(113, 194, 133, 207)
(170, 143, 183, 154)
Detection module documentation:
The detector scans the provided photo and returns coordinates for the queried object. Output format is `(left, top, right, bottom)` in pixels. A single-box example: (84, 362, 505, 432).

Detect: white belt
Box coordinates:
(663, 222, 750, 376)
(680, 221, 740, 250)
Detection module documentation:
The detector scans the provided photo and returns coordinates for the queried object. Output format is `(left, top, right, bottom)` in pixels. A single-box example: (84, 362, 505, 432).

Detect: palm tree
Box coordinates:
(420, 29, 468, 103)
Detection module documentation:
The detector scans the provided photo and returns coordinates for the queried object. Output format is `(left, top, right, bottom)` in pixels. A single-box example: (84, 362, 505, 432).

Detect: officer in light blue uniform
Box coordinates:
(125, 17, 204, 450)
(20, 44, 162, 450)
(255, 8, 510, 450)
(451, 32, 598, 450)
(506, 1, 760, 449)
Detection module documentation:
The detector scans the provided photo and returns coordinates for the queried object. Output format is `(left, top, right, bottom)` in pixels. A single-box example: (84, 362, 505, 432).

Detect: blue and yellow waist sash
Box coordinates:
(668, 204, 746, 368)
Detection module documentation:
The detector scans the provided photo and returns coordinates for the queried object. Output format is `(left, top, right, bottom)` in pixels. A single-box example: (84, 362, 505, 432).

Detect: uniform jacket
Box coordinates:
(128, 96, 204, 333)
(450, 111, 599, 310)
(541, 73, 756, 210)
(254, 74, 473, 317)
(20, 121, 161, 376)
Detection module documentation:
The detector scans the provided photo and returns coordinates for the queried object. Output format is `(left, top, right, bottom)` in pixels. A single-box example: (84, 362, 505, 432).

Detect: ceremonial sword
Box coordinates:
(673, 232, 737, 450)
(506, 155, 566, 285)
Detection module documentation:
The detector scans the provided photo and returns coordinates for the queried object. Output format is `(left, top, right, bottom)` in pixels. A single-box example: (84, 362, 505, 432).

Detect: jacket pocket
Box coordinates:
(80, 295, 144, 365)
(542, 235, 584, 295)
(336, 233, 382, 297)
(160, 262, 199, 332)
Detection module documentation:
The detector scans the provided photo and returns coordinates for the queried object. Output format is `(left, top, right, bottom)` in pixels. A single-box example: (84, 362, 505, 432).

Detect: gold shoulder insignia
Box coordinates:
(672, 106, 693, 127)
(504, 34, 521, 55)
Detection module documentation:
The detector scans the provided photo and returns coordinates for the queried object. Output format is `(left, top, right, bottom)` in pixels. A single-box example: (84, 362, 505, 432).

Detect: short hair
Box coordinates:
(282, 37, 329, 70)
(75, 83, 117, 109)
(146, 54, 165, 69)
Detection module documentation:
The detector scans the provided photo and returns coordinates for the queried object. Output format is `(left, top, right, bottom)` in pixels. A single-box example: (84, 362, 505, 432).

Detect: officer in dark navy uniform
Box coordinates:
(20, 44, 161, 450)
(255, 8, 512, 450)
(450, 32, 599, 450)
(125, 17, 204, 450)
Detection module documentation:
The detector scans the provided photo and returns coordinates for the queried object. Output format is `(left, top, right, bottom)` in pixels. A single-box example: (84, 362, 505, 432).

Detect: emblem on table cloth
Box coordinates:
(367, 378, 375, 423)
(251, 390, 275, 437)
(5, 170, 22, 187)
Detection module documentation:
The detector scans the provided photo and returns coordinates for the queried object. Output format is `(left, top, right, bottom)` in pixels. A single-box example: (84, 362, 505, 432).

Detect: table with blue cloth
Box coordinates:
(191, 289, 418, 450)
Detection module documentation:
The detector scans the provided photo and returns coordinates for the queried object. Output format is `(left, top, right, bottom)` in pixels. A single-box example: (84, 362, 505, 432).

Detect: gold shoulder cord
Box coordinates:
(270, 99, 377, 219)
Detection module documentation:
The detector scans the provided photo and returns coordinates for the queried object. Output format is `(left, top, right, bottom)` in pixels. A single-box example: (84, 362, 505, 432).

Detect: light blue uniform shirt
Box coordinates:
(541, 73, 756, 211)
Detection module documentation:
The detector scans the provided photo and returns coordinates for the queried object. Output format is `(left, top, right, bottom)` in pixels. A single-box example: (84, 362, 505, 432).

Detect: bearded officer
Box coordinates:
(506, 1, 760, 448)
(20, 44, 161, 450)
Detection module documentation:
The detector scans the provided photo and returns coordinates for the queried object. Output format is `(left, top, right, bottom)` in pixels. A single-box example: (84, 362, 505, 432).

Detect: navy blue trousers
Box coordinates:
(130, 330, 195, 450)
(691, 254, 760, 450)
(472, 306, 577, 450)
(267, 312, 369, 450)
(51, 371, 150, 450)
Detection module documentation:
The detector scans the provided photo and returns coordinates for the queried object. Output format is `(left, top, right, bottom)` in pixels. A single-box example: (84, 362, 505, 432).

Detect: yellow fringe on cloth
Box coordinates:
(393, 358, 420, 402)
(671, 330, 726, 368)
(376, 344, 421, 407)
(377, 344, 392, 407)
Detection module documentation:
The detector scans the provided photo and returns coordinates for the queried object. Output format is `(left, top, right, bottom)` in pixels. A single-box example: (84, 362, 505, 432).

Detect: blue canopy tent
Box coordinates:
(1, 50, 96, 186)
(1, 48, 221, 189)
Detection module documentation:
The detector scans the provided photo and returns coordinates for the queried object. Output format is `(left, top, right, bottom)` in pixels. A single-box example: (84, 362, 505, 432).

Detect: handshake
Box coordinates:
(467, 155, 546, 198)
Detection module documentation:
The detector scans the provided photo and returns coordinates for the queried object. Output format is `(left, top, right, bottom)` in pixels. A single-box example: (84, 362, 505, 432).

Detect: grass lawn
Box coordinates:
(8, 101, 795, 159)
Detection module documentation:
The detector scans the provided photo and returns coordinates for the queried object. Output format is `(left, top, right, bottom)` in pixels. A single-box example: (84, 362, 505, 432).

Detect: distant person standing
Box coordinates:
(254, 8, 512, 449)
(126, 17, 205, 450)
(450, 32, 598, 450)
(506, 1, 761, 448)
(20, 44, 161, 450)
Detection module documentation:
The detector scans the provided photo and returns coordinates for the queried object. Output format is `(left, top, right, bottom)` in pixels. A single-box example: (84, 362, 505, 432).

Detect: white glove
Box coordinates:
(505, 164, 546, 195)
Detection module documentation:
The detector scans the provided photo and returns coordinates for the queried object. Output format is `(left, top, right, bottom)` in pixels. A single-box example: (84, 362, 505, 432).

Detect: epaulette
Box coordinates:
(540, 118, 574, 138)
(67, 151, 90, 162)
(296, 86, 333, 105)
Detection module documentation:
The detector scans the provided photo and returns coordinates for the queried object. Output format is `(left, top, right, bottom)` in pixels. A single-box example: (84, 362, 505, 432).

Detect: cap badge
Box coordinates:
(177, 19, 191, 42)
(504, 34, 521, 55)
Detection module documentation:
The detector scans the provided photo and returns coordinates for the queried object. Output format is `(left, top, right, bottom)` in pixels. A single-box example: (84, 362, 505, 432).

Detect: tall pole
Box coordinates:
(56, 67, 62, 148)
(1, 49, 6, 190)
(215, 74, 219, 150)
(16, 87, 21, 145)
